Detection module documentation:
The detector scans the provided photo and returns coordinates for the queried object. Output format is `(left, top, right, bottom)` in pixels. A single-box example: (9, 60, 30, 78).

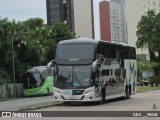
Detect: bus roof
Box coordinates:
(58, 38, 135, 48)
(58, 38, 98, 45)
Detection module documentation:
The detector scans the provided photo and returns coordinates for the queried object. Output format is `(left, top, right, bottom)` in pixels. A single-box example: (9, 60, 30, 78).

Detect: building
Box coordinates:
(98, 1, 111, 41)
(72, 0, 93, 39)
(110, 0, 128, 44)
(91, 0, 111, 42)
(126, 0, 160, 55)
(46, 0, 74, 31)
(46, 0, 127, 43)
(46, 0, 93, 39)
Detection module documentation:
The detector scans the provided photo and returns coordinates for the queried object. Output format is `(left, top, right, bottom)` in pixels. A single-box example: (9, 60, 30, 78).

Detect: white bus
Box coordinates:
(47, 38, 137, 104)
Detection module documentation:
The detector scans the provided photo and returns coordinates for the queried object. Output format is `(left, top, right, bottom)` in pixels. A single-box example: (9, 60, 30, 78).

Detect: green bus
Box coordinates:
(21, 66, 54, 96)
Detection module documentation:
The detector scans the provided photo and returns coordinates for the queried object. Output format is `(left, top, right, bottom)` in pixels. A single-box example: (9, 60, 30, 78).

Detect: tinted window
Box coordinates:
(21, 72, 42, 89)
(56, 44, 95, 60)
(101, 69, 110, 76)
(97, 42, 136, 60)
(97, 43, 116, 58)
(119, 46, 126, 59)
(54, 65, 93, 89)
(130, 47, 136, 59)
(119, 46, 136, 59)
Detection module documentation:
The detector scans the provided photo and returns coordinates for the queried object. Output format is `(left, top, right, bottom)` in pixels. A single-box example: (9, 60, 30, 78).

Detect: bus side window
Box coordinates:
(119, 46, 125, 59)
(104, 44, 110, 58)
(116, 46, 120, 59)
(124, 47, 129, 59)
(97, 43, 105, 56)
(130, 47, 136, 59)
(110, 45, 116, 58)
(105, 44, 115, 58)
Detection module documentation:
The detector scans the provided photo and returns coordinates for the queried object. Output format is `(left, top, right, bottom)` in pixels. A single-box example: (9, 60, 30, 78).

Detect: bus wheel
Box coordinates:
(124, 86, 130, 99)
(47, 88, 50, 96)
(99, 89, 105, 104)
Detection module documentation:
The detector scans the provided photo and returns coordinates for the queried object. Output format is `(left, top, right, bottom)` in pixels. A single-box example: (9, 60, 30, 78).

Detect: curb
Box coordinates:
(19, 101, 63, 111)
(0, 98, 17, 101)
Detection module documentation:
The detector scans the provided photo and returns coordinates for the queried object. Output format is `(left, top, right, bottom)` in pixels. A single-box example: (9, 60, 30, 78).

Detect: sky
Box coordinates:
(0, 0, 46, 23)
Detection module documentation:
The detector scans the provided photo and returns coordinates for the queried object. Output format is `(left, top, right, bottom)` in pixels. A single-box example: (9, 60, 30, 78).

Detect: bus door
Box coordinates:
(100, 58, 117, 96)
(111, 59, 125, 95)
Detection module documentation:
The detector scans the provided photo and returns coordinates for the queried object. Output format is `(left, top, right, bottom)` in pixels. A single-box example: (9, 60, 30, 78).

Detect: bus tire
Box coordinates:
(124, 86, 130, 99)
(47, 88, 50, 96)
(99, 88, 105, 104)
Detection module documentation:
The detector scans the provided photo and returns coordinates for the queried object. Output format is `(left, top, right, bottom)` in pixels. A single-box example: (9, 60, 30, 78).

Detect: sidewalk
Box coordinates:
(0, 96, 62, 111)
(19, 101, 63, 111)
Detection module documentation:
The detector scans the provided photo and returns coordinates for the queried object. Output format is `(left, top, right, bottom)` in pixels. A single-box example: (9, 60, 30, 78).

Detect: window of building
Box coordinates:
(63, 0, 66, 4)
(153, 2, 156, 6)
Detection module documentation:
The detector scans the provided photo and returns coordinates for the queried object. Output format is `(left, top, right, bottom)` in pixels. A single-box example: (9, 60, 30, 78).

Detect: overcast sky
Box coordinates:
(0, 0, 46, 23)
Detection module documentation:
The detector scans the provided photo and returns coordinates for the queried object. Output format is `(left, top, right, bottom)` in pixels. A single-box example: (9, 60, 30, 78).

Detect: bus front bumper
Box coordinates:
(53, 88, 101, 102)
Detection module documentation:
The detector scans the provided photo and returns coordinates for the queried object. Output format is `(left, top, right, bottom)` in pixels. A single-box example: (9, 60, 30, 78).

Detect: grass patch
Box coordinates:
(137, 85, 160, 93)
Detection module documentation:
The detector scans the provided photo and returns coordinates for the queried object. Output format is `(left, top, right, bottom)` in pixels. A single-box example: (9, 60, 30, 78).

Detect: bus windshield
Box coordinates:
(56, 44, 95, 61)
(21, 72, 43, 89)
(54, 65, 93, 89)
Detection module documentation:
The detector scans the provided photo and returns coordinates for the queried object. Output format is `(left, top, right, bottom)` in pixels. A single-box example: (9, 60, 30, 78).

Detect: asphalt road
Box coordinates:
(38, 90, 160, 111)
(0, 90, 160, 120)
(33, 90, 160, 120)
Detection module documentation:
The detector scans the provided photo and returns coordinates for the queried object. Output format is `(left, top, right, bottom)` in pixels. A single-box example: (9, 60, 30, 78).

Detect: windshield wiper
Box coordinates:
(74, 72, 84, 89)
(68, 70, 71, 79)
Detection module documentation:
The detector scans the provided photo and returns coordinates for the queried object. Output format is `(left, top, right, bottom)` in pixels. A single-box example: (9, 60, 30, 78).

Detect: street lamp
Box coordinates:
(12, 30, 29, 98)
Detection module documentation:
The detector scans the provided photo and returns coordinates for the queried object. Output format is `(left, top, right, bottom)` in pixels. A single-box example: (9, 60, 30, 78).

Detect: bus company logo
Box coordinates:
(69, 58, 79, 61)
(2, 112, 11, 117)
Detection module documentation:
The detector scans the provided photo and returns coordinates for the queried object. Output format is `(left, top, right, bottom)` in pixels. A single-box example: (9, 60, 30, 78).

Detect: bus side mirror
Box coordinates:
(47, 60, 54, 73)
(96, 54, 104, 64)
(92, 60, 98, 72)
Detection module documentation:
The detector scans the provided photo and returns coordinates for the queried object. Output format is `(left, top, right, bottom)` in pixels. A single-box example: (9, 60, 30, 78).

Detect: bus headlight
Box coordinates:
(84, 90, 93, 96)
(54, 90, 62, 95)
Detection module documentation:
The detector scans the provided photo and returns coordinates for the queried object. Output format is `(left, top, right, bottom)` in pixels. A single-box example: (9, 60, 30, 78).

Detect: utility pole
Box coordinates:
(12, 30, 16, 98)
(12, 30, 29, 98)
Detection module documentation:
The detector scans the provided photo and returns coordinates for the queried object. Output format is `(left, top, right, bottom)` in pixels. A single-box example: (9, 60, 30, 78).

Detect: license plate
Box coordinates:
(63, 90, 72, 95)
(69, 96, 76, 99)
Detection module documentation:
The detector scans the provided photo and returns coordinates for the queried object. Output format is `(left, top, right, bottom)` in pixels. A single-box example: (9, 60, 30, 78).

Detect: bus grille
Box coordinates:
(72, 90, 84, 95)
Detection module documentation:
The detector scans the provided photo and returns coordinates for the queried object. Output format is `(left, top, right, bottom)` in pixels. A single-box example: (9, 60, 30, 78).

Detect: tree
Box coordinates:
(136, 10, 160, 75)
(137, 60, 159, 82)
(0, 18, 15, 83)
(22, 18, 43, 29)
(51, 22, 75, 44)
(0, 18, 75, 83)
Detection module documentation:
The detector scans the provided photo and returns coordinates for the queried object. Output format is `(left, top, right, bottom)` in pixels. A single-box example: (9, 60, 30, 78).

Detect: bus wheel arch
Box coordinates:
(47, 88, 50, 96)
(129, 84, 131, 95)
(100, 87, 106, 104)
(124, 85, 130, 99)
